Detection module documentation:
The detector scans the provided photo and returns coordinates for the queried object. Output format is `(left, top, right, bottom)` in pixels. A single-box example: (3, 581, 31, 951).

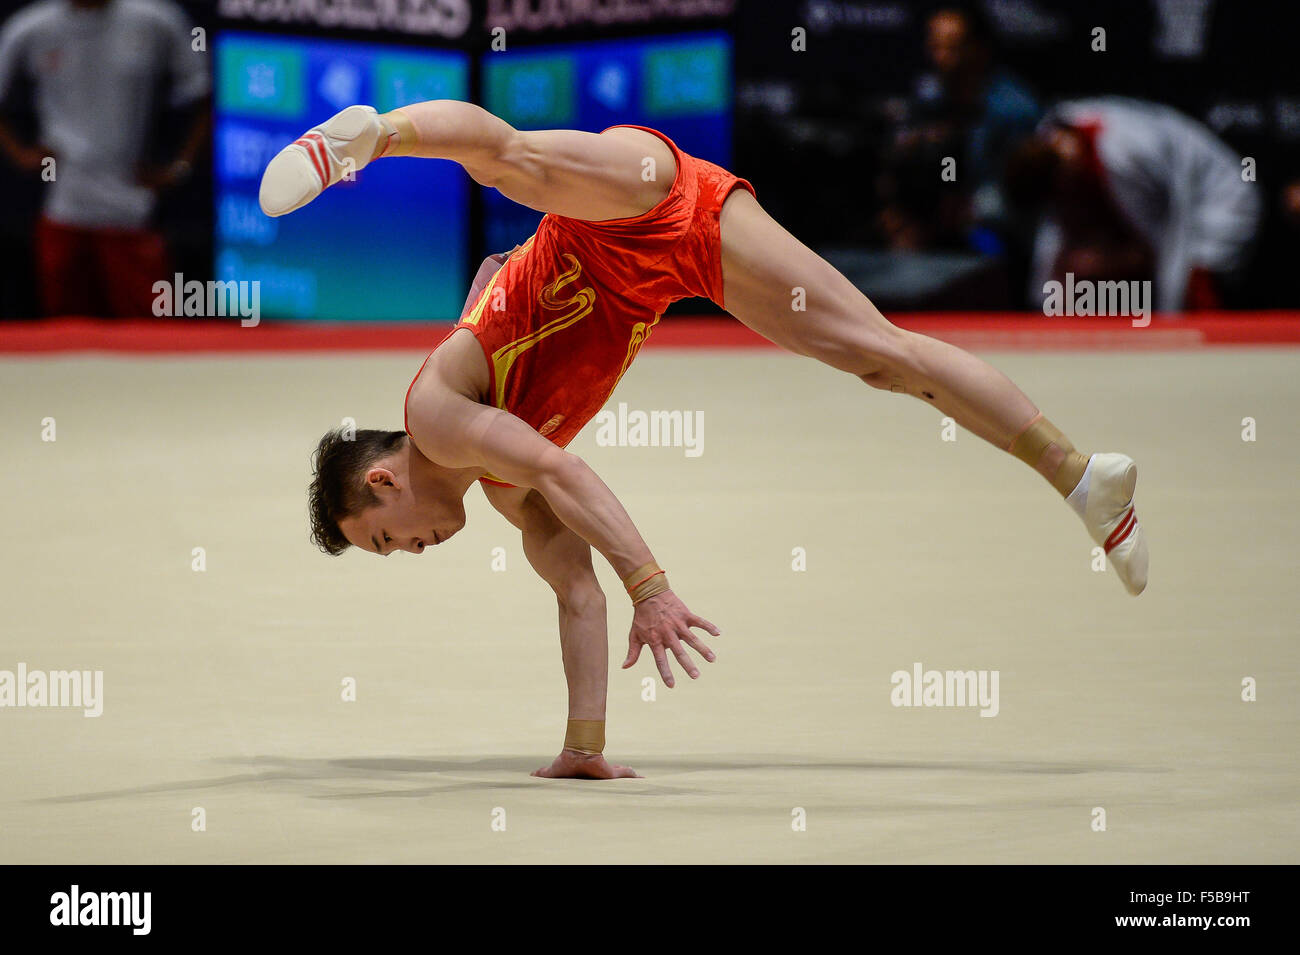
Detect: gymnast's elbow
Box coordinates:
(531, 449, 591, 500)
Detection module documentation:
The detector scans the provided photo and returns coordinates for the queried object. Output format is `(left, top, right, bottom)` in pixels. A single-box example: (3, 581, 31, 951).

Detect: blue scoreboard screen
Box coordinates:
(215, 33, 470, 321)
(481, 32, 734, 255)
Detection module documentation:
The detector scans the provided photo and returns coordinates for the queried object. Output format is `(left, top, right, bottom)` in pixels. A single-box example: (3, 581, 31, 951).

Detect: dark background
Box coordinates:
(2, 0, 1297, 318)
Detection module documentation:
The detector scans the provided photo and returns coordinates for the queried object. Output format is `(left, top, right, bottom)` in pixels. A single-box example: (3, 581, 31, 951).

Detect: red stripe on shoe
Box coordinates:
(304, 131, 331, 186)
(310, 132, 334, 185)
(1105, 508, 1136, 552)
(293, 137, 328, 187)
(291, 139, 319, 183)
(1105, 507, 1137, 554)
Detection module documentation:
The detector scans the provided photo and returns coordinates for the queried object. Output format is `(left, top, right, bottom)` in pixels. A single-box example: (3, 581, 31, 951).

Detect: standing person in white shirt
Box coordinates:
(0, 0, 209, 317)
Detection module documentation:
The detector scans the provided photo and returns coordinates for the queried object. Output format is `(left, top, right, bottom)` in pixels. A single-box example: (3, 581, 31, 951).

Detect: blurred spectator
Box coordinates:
(1282, 179, 1300, 230)
(0, 0, 209, 317)
(1005, 96, 1262, 312)
(879, 3, 1041, 252)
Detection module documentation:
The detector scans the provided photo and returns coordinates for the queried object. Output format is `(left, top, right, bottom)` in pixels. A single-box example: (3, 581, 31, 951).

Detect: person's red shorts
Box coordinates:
(35, 216, 170, 318)
(406, 126, 754, 486)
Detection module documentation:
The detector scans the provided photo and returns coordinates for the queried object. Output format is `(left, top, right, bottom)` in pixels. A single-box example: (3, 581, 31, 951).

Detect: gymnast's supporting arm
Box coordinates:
(487, 487, 635, 779)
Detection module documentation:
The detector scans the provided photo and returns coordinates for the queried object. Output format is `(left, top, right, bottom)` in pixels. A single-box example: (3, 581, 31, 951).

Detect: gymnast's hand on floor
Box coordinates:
(622, 590, 720, 688)
(532, 751, 640, 779)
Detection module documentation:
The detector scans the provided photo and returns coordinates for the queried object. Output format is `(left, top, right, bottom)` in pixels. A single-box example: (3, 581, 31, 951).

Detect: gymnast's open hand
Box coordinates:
(622, 590, 719, 688)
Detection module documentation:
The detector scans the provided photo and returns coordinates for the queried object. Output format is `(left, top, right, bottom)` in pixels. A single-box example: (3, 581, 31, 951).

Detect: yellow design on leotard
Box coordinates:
(489, 252, 596, 409)
(605, 311, 661, 403)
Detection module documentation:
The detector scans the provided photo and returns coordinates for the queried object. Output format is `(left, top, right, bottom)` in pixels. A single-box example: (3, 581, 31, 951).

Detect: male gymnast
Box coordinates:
(259, 100, 1148, 779)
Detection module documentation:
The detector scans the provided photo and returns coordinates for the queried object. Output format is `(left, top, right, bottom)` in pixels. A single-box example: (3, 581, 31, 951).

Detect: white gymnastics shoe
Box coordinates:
(259, 104, 389, 217)
(1066, 452, 1149, 595)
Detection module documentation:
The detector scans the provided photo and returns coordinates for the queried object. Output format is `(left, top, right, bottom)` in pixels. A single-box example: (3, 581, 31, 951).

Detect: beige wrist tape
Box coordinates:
(564, 719, 605, 755)
(623, 561, 670, 604)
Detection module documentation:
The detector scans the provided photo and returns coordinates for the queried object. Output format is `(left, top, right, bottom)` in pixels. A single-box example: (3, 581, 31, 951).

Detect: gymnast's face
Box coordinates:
(337, 466, 466, 556)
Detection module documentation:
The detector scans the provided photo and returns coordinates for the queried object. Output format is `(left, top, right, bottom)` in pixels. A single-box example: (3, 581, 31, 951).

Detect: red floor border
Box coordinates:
(2, 313, 1299, 354)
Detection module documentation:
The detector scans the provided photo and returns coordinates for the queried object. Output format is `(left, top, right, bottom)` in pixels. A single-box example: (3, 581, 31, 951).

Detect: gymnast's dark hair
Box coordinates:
(308, 428, 407, 555)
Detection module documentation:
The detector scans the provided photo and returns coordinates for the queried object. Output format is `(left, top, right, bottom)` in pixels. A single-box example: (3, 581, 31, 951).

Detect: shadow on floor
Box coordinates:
(31, 753, 1161, 804)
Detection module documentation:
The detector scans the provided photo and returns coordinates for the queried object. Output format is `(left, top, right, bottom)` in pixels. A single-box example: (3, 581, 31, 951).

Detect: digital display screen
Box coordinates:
(214, 33, 470, 321)
(481, 31, 734, 255)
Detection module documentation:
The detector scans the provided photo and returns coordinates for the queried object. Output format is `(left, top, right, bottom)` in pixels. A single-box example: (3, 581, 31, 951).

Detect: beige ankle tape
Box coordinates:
(1008, 413, 1056, 460)
(376, 109, 417, 159)
(623, 561, 669, 604)
(564, 719, 605, 755)
(1008, 413, 1088, 496)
